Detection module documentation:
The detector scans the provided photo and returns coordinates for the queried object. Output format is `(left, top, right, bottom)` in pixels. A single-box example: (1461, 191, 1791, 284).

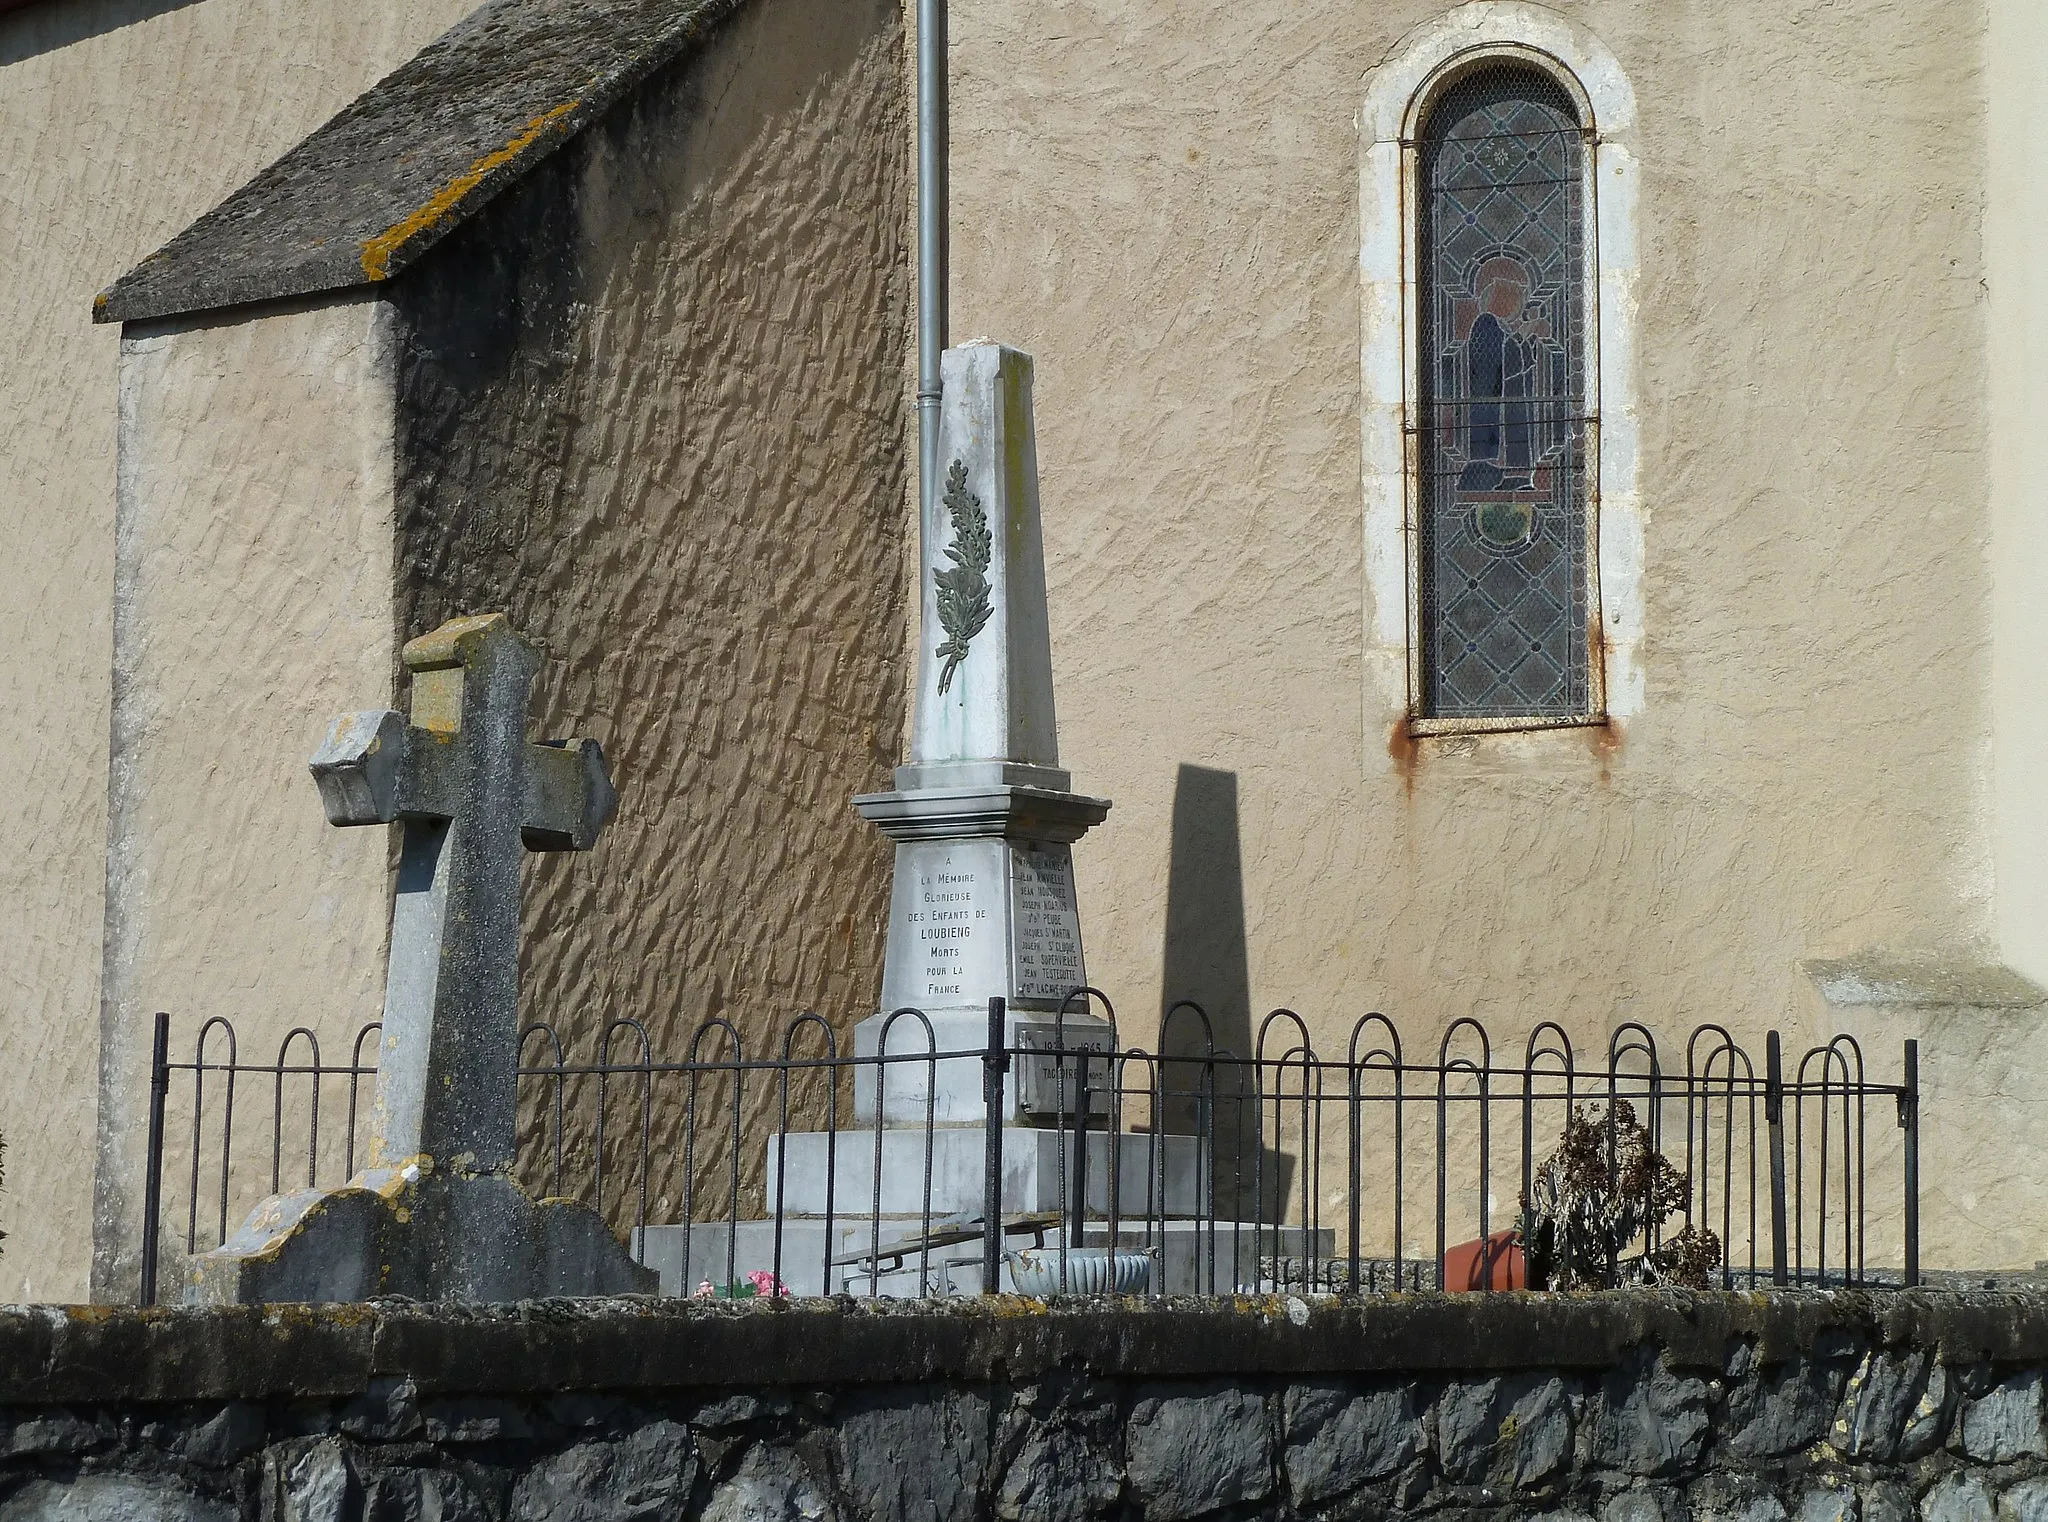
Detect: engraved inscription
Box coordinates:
(906, 852, 991, 1000)
(1010, 848, 1085, 1001)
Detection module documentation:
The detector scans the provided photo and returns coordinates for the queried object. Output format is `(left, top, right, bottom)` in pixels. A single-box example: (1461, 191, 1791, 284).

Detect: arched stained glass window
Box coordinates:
(1416, 64, 1592, 721)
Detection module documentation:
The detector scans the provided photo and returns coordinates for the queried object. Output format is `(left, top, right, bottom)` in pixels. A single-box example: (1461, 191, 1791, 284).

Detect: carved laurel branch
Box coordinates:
(933, 459, 993, 695)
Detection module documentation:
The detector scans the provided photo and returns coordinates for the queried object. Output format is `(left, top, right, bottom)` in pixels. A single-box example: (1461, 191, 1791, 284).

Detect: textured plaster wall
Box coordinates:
(1989, 0, 2048, 988)
(98, 299, 400, 1305)
(0, 0, 486, 1303)
(389, 0, 909, 1216)
(941, 2, 1995, 1253)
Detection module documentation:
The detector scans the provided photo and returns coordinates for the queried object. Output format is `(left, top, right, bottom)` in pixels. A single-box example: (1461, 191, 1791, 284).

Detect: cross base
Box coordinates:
(186, 1163, 654, 1304)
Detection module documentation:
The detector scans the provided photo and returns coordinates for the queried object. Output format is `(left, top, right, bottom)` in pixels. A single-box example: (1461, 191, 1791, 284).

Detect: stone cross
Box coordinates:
(309, 612, 616, 1175)
(188, 611, 646, 1303)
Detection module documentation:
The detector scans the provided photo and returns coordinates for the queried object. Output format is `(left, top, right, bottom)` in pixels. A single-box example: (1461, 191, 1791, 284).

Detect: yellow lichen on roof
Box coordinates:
(358, 100, 580, 281)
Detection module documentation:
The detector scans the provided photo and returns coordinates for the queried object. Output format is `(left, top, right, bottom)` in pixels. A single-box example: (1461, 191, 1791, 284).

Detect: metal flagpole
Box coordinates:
(916, 0, 948, 525)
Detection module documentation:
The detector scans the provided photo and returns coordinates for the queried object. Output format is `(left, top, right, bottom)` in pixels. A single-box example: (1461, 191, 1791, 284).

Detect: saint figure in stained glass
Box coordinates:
(1416, 64, 1592, 721)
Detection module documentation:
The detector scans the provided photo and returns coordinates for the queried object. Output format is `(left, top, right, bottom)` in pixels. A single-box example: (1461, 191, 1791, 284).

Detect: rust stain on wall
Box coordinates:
(1388, 718, 1418, 797)
(1586, 717, 1623, 786)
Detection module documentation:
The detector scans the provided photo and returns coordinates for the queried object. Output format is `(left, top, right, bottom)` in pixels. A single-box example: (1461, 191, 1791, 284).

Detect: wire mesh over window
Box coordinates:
(1416, 65, 1591, 721)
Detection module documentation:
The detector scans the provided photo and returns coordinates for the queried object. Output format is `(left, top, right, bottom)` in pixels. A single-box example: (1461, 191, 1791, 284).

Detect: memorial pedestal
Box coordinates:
(634, 1216, 1334, 1300)
(765, 1125, 1208, 1218)
(853, 768, 1110, 1123)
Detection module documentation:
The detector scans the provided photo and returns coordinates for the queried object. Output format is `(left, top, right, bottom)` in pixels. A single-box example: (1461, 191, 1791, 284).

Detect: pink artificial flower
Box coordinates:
(746, 1269, 790, 1298)
(693, 1280, 715, 1299)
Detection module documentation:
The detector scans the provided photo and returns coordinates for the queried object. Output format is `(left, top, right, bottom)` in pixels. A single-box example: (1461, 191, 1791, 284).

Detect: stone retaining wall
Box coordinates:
(2, 1293, 2048, 1521)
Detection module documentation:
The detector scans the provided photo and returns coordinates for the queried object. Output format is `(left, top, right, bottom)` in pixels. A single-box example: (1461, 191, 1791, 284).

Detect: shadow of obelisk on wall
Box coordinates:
(1160, 764, 1288, 1221)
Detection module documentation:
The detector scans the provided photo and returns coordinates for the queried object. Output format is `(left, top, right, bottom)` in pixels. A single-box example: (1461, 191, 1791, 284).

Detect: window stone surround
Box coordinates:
(1360, 2, 1643, 739)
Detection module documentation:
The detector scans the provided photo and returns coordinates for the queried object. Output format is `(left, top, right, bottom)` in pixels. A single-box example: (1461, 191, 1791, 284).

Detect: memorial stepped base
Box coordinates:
(633, 1216, 1334, 1299)
(764, 1124, 1208, 1218)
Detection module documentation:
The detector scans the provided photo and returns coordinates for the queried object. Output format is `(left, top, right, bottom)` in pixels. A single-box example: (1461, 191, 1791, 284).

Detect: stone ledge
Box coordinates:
(1804, 952, 2048, 1010)
(8, 1292, 2048, 1404)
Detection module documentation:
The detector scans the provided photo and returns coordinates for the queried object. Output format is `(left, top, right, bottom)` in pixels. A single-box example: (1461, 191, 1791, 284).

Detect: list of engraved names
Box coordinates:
(1011, 849, 1084, 1001)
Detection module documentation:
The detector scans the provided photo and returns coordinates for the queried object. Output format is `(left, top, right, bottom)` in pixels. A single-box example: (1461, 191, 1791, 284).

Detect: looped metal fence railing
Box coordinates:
(137, 995, 1920, 1305)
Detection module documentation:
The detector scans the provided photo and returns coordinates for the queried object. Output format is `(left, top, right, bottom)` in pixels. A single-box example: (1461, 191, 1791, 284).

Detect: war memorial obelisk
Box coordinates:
(847, 0, 1113, 1114)
(851, 341, 1113, 1120)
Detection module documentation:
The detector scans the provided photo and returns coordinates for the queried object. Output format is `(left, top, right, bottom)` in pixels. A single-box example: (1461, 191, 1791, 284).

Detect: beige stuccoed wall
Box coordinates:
(388, 0, 909, 1226)
(1990, 0, 2048, 987)
(942, 0, 1998, 1261)
(100, 299, 400, 1302)
(0, 0, 486, 1302)
(85, 0, 910, 1288)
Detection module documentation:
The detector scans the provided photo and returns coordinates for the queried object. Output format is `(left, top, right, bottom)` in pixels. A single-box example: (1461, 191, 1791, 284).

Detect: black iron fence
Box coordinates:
(138, 994, 1920, 1305)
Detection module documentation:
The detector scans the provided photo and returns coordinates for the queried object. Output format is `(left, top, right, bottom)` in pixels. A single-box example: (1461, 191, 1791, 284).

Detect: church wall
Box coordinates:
(1989, 2, 2048, 989)
(938, 0, 2002, 1259)
(98, 297, 401, 1305)
(0, 0, 486, 1304)
(387, 0, 910, 1222)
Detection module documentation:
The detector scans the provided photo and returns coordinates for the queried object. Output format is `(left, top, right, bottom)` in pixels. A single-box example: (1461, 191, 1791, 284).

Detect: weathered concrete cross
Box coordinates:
(309, 612, 616, 1175)
(189, 611, 645, 1302)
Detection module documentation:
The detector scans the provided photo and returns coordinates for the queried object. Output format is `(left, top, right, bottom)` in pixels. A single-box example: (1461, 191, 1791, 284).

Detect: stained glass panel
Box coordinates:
(1417, 65, 1591, 720)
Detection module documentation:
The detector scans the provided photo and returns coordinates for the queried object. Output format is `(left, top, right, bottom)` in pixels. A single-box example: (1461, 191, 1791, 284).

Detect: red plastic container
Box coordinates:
(1442, 1229, 1526, 1291)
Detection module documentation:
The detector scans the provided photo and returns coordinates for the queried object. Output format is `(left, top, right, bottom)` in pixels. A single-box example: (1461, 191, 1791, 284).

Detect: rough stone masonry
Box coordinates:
(2, 1291, 2048, 1521)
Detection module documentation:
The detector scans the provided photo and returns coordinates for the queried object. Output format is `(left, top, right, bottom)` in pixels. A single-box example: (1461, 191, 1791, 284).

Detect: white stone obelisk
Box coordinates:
(853, 341, 1111, 1122)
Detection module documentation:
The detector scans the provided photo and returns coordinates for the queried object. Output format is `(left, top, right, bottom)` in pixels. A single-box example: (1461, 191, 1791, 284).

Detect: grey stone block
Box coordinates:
(1591, 1357, 1710, 1478)
(1926, 1476, 1997, 1522)
(1863, 1487, 1914, 1522)
(1832, 1353, 1932, 1462)
(1799, 1487, 1859, 1522)
(1282, 1383, 1423, 1506)
(1392, 1458, 1432, 1509)
(342, 1377, 424, 1442)
(996, 1423, 1121, 1522)
(833, 1392, 989, 1522)
(271, 1440, 358, 1522)
(1688, 1475, 1790, 1522)
(1727, 1359, 1835, 1461)
(0, 1478, 234, 1522)
(509, 1421, 698, 1522)
(1126, 1387, 1274, 1521)
(360, 1468, 490, 1522)
(1900, 1366, 1954, 1461)
(1437, 1374, 1573, 1489)
(1605, 1489, 1678, 1522)
(1999, 1480, 2048, 1522)
(696, 1396, 775, 1434)
(1961, 1373, 2048, 1462)
(183, 1403, 266, 1468)
(1, 1413, 105, 1458)
(420, 1397, 533, 1444)
(703, 1445, 836, 1522)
